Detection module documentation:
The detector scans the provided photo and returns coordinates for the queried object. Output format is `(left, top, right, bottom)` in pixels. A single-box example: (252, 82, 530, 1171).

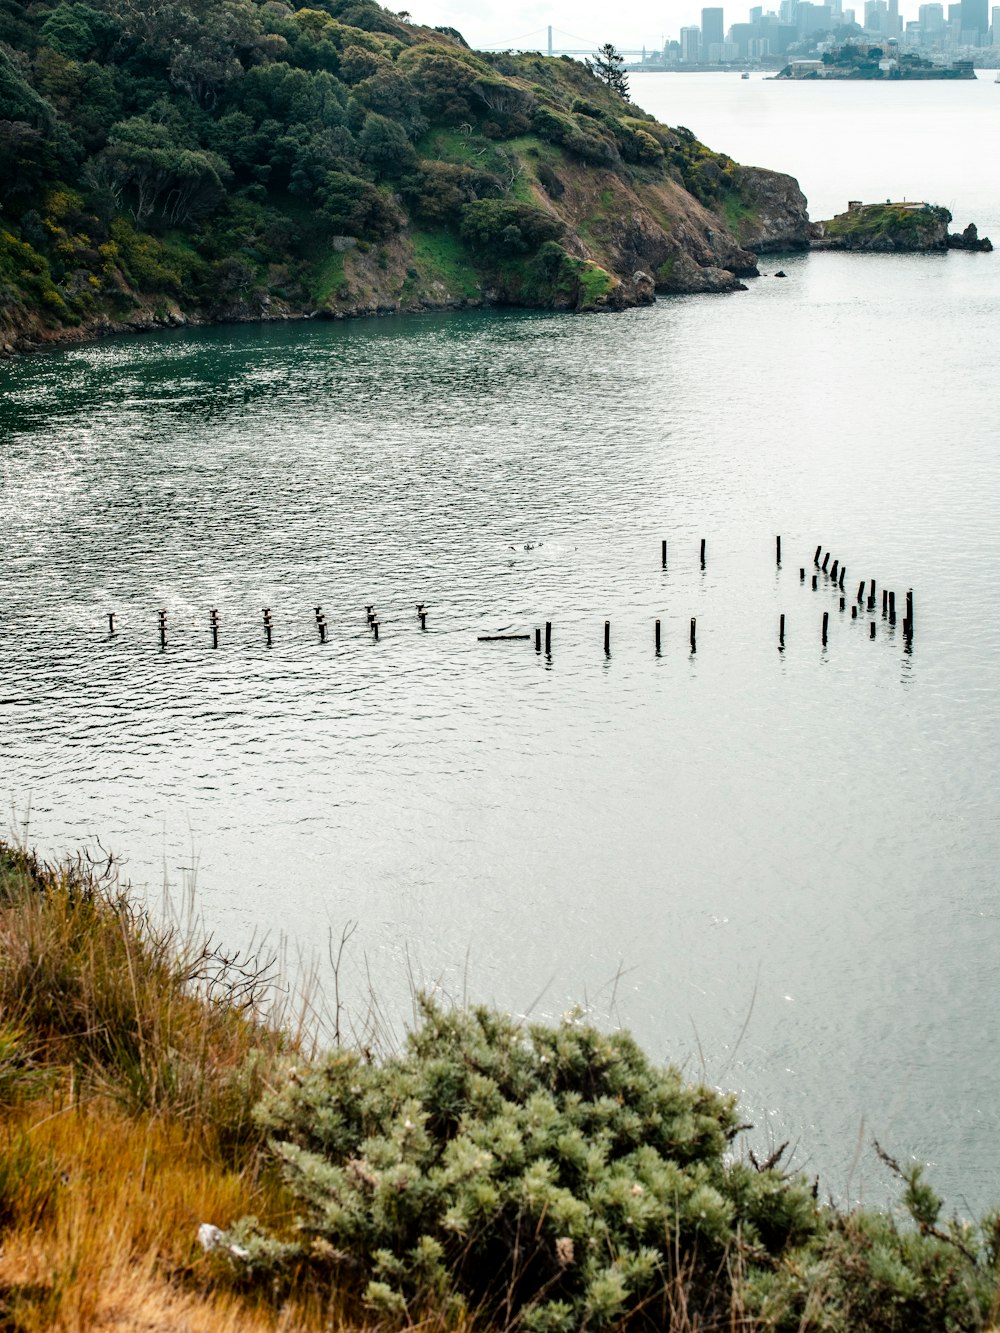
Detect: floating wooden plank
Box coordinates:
(478, 634, 531, 641)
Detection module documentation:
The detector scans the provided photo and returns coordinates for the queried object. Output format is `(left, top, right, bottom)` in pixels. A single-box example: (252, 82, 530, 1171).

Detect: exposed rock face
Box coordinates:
(948, 222, 993, 252)
(730, 166, 812, 252)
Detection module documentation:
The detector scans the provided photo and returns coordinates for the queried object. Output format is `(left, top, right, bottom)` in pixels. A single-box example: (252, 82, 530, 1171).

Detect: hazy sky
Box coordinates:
(405, 0, 919, 50)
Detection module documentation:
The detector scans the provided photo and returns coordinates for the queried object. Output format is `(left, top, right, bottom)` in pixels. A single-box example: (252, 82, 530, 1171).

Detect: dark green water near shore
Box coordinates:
(3, 79, 999, 1210)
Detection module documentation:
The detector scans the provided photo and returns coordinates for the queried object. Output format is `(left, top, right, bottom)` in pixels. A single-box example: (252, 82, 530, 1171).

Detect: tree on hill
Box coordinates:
(588, 42, 629, 101)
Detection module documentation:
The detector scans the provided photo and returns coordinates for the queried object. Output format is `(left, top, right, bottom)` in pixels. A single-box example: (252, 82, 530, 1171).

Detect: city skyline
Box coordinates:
(403, 0, 979, 49)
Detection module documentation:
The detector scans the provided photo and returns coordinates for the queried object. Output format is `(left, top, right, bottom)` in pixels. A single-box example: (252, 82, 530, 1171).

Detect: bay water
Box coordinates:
(2, 75, 998, 1209)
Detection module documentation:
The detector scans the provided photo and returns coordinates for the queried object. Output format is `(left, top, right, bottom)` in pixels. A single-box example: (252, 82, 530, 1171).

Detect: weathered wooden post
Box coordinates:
(107, 612, 116, 636)
(812, 574, 818, 590)
(690, 617, 697, 652)
(852, 605, 858, 620)
(158, 609, 167, 648)
(889, 591, 896, 624)
(604, 620, 610, 656)
(867, 578, 876, 611)
(830, 559, 839, 582)
(263, 608, 273, 647)
(662, 539, 667, 567)
(822, 611, 829, 645)
(800, 567, 805, 581)
(372, 618, 380, 642)
(870, 622, 876, 639)
(839, 567, 846, 590)
(814, 545, 822, 567)
(545, 621, 552, 655)
(210, 608, 219, 649)
(906, 590, 914, 636)
(882, 589, 888, 617)
(700, 538, 706, 567)
(776, 535, 781, 565)
(779, 613, 785, 648)
(822, 552, 830, 572)
(857, 580, 865, 604)
(840, 596, 846, 612)
(655, 619, 661, 653)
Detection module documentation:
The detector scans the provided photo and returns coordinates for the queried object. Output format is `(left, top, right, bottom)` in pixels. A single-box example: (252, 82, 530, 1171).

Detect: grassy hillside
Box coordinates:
(2, 837, 1000, 1331)
(0, 0, 808, 353)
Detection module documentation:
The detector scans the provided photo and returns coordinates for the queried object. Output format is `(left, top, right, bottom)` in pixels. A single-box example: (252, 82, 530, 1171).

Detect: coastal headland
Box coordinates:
(0, 0, 812, 356)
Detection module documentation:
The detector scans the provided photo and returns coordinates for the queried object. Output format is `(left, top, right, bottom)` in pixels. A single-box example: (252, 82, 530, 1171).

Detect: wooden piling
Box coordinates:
(889, 591, 896, 624)
(779, 613, 785, 647)
(800, 567, 805, 581)
(870, 622, 876, 639)
(700, 538, 706, 566)
(419, 612, 427, 630)
(776, 535, 781, 565)
(107, 612, 116, 635)
(822, 552, 830, 572)
(852, 605, 858, 620)
(839, 567, 846, 591)
(662, 539, 667, 567)
(882, 589, 888, 617)
(822, 611, 829, 645)
(319, 619, 327, 643)
(535, 627, 542, 652)
(830, 559, 839, 582)
(690, 617, 697, 652)
(158, 609, 166, 647)
(840, 596, 845, 612)
(857, 581, 865, 604)
(655, 619, 661, 653)
(604, 620, 610, 656)
(545, 621, 551, 655)
(869, 578, 876, 603)
(814, 545, 822, 566)
(906, 590, 914, 635)
(372, 619, 379, 641)
(812, 574, 818, 590)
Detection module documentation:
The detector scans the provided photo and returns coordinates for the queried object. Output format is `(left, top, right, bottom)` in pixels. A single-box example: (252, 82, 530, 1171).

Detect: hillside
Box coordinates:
(0, 0, 810, 355)
(3, 837, 1000, 1332)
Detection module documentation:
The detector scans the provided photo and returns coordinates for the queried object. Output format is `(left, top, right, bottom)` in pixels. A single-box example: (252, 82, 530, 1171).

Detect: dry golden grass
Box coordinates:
(0, 841, 347, 1332)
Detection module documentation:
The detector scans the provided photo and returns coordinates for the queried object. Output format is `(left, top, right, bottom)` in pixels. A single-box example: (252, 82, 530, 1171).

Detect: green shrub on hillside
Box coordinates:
(241, 999, 820, 1329)
(459, 199, 564, 257)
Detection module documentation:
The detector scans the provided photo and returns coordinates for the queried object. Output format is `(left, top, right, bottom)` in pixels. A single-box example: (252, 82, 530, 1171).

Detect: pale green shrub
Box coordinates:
(245, 998, 820, 1327)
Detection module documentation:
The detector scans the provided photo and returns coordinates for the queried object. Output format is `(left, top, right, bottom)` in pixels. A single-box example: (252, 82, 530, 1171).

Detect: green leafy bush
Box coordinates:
(243, 999, 821, 1329)
(459, 199, 563, 257)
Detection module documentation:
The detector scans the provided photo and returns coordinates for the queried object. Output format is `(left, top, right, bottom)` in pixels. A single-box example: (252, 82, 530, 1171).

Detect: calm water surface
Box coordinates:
(2, 80, 999, 1209)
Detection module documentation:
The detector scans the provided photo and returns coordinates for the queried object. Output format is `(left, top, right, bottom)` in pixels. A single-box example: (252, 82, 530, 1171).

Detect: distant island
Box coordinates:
(811, 201, 993, 251)
(777, 42, 975, 78)
(0, 0, 816, 357)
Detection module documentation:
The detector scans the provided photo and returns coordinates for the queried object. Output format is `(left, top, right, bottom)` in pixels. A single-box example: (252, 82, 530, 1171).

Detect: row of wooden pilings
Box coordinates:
(114, 603, 431, 647)
(790, 538, 914, 646)
(105, 539, 914, 655)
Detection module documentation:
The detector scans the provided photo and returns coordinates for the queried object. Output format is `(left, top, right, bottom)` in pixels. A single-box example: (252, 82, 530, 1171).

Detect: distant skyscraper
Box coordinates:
(680, 25, 702, 60)
(960, 0, 987, 40)
(864, 0, 888, 30)
(701, 7, 725, 48)
(887, 0, 900, 33)
(992, 3, 1000, 39)
(919, 2, 945, 28)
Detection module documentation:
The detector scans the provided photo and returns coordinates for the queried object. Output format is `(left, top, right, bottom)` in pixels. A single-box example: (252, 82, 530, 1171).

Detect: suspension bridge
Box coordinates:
(478, 25, 650, 58)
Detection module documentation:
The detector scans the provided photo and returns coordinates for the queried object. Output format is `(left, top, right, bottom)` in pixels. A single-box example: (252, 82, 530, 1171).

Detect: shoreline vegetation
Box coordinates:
(0, 0, 813, 359)
(3, 837, 1000, 1331)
